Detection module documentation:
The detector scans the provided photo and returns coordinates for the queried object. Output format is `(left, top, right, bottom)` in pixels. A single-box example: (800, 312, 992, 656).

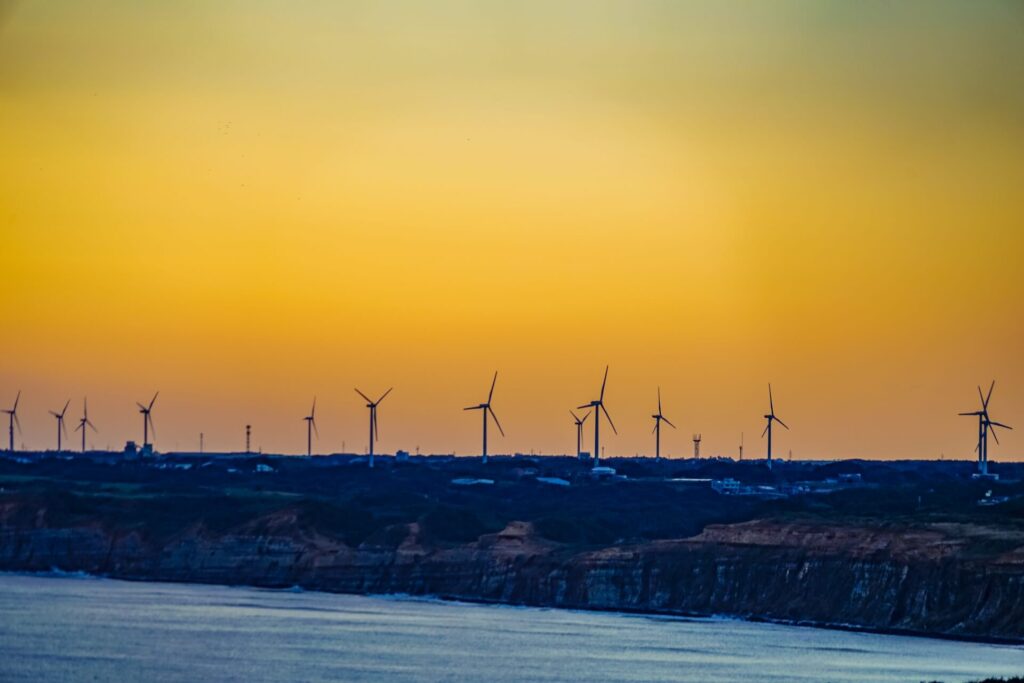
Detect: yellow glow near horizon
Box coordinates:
(1, 1, 1022, 458)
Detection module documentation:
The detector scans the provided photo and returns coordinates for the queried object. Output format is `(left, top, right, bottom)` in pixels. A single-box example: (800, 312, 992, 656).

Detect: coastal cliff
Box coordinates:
(3, 499, 1023, 642)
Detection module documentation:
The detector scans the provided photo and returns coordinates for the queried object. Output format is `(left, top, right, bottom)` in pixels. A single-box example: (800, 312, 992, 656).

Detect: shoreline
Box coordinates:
(9, 569, 1023, 650)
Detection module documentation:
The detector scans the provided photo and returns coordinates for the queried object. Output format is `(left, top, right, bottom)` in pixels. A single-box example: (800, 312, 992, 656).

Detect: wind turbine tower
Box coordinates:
(578, 366, 616, 468)
(136, 392, 159, 449)
(570, 410, 590, 459)
(762, 384, 789, 470)
(651, 387, 676, 461)
(303, 398, 318, 456)
(74, 399, 97, 453)
(3, 391, 21, 452)
(693, 433, 701, 458)
(464, 372, 504, 463)
(355, 387, 392, 468)
(49, 399, 70, 452)
(246, 425, 252, 454)
(739, 432, 744, 460)
(959, 381, 1013, 476)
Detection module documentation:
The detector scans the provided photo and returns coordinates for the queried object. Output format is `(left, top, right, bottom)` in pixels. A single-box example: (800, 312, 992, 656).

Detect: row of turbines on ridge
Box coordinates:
(1, 370, 1014, 474)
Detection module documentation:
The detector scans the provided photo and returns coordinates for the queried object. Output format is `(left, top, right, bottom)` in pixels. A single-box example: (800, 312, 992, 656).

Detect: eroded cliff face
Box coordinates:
(2, 501, 1023, 642)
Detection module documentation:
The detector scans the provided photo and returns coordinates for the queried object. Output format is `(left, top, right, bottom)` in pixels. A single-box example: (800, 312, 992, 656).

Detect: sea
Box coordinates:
(0, 573, 1019, 682)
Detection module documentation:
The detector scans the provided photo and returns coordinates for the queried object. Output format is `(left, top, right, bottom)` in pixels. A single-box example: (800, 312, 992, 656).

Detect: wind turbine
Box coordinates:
(75, 399, 97, 453)
(960, 381, 1013, 476)
(3, 391, 20, 452)
(651, 387, 676, 461)
(49, 399, 70, 452)
(570, 410, 590, 458)
(762, 384, 788, 470)
(464, 371, 504, 463)
(303, 398, 318, 456)
(355, 387, 392, 468)
(136, 392, 158, 449)
(578, 366, 616, 467)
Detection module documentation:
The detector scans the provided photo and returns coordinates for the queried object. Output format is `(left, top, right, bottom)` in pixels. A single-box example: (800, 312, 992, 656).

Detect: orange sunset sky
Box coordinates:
(1, 1, 1022, 458)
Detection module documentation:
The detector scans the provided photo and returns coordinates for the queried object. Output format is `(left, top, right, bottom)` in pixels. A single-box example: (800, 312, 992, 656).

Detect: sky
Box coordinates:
(0, 1, 1022, 459)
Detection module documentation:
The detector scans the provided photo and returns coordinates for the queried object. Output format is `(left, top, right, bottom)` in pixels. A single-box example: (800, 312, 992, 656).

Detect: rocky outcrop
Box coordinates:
(2, 504, 1023, 642)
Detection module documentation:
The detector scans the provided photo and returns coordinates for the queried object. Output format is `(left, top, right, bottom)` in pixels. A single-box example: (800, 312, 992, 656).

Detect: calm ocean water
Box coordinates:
(0, 574, 1020, 682)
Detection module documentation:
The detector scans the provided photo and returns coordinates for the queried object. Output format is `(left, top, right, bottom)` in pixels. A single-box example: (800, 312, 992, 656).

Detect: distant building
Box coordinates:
(123, 441, 138, 459)
(578, 451, 591, 462)
(712, 478, 741, 494)
(590, 466, 621, 480)
(395, 450, 410, 462)
(451, 478, 494, 487)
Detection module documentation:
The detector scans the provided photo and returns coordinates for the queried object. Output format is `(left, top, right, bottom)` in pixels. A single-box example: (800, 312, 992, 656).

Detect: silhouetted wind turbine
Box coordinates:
(651, 387, 676, 461)
(75, 399, 97, 453)
(570, 410, 590, 458)
(49, 399, 70, 452)
(464, 372, 504, 463)
(303, 398, 318, 456)
(579, 366, 616, 467)
(3, 391, 20, 452)
(960, 381, 1013, 476)
(762, 384, 788, 470)
(136, 392, 158, 448)
(355, 387, 392, 468)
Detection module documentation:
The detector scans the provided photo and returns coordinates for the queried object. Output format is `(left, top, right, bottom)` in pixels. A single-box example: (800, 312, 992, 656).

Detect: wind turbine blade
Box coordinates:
(75, 422, 83, 432)
(488, 371, 498, 404)
(354, 388, 372, 403)
(464, 406, 480, 411)
(374, 411, 380, 440)
(761, 423, 769, 438)
(148, 414, 156, 439)
(488, 406, 505, 437)
(136, 402, 147, 411)
(83, 397, 88, 420)
(576, 403, 592, 410)
(658, 386, 662, 413)
(311, 397, 316, 418)
(959, 411, 983, 416)
(570, 410, 580, 423)
(149, 392, 159, 410)
(49, 411, 59, 418)
(377, 387, 393, 404)
(61, 399, 70, 417)
(986, 380, 995, 408)
(61, 420, 68, 438)
(652, 422, 658, 434)
(601, 404, 617, 434)
(581, 410, 591, 424)
(12, 391, 20, 412)
(600, 366, 609, 401)
(88, 420, 98, 433)
(663, 417, 677, 429)
(775, 417, 789, 430)
(769, 384, 774, 414)
(312, 419, 319, 439)
(989, 421, 1013, 430)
